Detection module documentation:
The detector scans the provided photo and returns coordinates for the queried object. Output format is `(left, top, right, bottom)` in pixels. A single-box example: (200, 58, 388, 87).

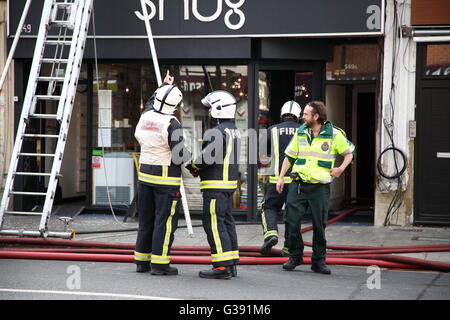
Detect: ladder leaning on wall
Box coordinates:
(0, 0, 93, 239)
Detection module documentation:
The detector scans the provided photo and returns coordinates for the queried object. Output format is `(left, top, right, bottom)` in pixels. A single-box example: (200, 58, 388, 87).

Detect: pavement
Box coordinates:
(0, 206, 450, 305)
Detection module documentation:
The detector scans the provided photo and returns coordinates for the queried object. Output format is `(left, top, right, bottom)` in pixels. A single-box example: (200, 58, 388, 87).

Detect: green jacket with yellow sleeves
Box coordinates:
(284, 121, 355, 184)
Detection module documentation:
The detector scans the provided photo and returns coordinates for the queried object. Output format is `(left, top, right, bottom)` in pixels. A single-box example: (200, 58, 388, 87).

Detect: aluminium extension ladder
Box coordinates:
(0, 0, 93, 238)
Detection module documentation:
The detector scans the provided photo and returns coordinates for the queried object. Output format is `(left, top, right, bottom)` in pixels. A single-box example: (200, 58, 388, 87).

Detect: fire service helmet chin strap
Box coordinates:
(201, 90, 237, 119)
(153, 85, 183, 115)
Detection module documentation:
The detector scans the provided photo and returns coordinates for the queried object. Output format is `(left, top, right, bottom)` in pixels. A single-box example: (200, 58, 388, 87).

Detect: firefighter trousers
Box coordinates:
(284, 180, 330, 266)
(134, 182, 181, 268)
(261, 183, 289, 240)
(202, 191, 239, 268)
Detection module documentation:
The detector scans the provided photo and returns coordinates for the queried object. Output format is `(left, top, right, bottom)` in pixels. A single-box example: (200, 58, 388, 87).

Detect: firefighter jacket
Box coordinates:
(135, 109, 190, 188)
(285, 121, 355, 184)
(264, 118, 300, 184)
(188, 120, 240, 192)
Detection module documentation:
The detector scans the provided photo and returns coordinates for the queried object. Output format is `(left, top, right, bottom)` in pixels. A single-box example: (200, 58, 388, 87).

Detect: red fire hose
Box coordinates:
(0, 250, 423, 270)
(1, 207, 450, 272)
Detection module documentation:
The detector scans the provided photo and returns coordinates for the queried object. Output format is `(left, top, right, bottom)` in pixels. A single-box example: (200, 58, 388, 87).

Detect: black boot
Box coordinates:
(199, 266, 232, 279)
(136, 264, 151, 273)
(282, 257, 303, 271)
(311, 264, 331, 275)
(151, 265, 178, 275)
(230, 265, 237, 277)
(260, 236, 278, 256)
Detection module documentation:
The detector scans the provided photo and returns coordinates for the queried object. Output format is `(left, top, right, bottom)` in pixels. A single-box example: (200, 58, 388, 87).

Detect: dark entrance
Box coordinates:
(252, 64, 321, 221)
(356, 92, 376, 199)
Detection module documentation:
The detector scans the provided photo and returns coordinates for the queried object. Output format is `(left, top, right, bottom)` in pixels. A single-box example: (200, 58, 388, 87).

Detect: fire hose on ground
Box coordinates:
(1, 207, 450, 272)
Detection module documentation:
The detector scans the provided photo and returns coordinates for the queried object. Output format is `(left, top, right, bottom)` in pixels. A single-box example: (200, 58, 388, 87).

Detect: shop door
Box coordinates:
(415, 83, 450, 225)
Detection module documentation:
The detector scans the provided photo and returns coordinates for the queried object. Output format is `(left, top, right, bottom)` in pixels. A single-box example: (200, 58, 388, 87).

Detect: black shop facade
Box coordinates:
(9, 0, 383, 220)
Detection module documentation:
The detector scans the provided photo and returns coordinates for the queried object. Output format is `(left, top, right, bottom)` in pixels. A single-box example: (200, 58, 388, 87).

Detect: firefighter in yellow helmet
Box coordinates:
(277, 101, 355, 275)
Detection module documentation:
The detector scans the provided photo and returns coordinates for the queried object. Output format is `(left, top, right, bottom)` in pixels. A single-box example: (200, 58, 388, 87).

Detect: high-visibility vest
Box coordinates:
(135, 109, 182, 187)
(285, 121, 355, 184)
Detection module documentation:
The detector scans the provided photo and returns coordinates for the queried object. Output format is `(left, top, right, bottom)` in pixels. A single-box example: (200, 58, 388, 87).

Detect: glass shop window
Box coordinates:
(326, 44, 379, 81)
(91, 63, 152, 207)
(90, 63, 248, 211)
(176, 65, 248, 211)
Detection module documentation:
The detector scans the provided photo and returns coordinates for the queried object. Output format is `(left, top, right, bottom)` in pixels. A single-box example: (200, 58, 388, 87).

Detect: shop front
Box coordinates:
(9, 0, 383, 220)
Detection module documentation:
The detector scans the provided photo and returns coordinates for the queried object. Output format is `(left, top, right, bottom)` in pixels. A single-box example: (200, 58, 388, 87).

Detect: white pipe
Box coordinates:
(413, 30, 450, 36)
(139, 0, 193, 236)
(139, 0, 162, 85)
(0, 0, 33, 92)
(413, 36, 450, 42)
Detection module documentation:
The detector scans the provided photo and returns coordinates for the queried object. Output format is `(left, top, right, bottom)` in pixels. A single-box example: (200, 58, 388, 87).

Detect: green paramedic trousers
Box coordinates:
(284, 180, 330, 266)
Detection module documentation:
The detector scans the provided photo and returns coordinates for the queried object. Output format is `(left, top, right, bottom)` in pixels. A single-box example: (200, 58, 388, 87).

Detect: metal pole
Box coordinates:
(139, 0, 162, 85)
(139, 0, 193, 235)
(0, 0, 33, 93)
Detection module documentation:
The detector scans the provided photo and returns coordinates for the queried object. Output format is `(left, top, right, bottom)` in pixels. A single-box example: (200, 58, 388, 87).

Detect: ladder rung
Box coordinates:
(34, 95, 61, 101)
(10, 191, 47, 196)
(28, 114, 58, 119)
(22, 134, 59, 138)
(4, 211, 43, 217)
(45, 40, 72, 46)
(49, 21, 74, 28)
(55, 3, 74, 9)
(14, 172, 51, 177)
(18, 152, 55, 157)
(41, 58, 69, 64)
(37, 76, 65, 82)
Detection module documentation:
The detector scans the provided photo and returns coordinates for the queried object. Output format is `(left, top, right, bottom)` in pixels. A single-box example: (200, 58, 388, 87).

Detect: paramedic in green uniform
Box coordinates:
(276, 101, 355, 275)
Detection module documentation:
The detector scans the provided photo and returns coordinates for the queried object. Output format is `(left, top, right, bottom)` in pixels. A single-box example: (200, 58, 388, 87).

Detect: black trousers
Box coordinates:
(261, 183, 290, 240)
(202, 191, 239, 267)
(134, 182, 181, 267)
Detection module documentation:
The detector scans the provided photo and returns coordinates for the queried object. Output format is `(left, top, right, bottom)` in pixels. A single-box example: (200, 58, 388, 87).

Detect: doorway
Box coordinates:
(256, 68, 314, 211)
(324, 84, 376, 211)
(414, 43, 450, 225)
(258, 69, 313, 129)
(415, 83, 450, 224)
(356, 92, 375, 199)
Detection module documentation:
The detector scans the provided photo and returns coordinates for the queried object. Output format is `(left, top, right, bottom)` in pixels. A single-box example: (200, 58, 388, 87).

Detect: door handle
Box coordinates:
(437, 152, 450, 159)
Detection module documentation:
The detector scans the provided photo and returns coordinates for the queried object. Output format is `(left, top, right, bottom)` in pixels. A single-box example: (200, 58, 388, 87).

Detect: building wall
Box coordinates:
(375, 0, 416, 226)
(0, 0, 14, 194)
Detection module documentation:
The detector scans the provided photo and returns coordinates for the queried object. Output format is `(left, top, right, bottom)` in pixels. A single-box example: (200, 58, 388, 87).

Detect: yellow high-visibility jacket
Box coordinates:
(284, 121, 355, 184)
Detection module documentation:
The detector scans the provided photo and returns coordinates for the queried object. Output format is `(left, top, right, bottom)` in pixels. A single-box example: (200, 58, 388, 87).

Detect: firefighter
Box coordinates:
(134, 71, 190, 275)
(260, 101, 302, 256)
(186, 90, 240, 280)
(277, 101, 355, 275)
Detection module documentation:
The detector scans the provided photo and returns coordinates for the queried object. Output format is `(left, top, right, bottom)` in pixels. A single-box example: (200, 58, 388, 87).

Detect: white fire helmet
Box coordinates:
(153, 85, 183, 115)
(280, 100, 302, 119)
(201, 90, 237, 119)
